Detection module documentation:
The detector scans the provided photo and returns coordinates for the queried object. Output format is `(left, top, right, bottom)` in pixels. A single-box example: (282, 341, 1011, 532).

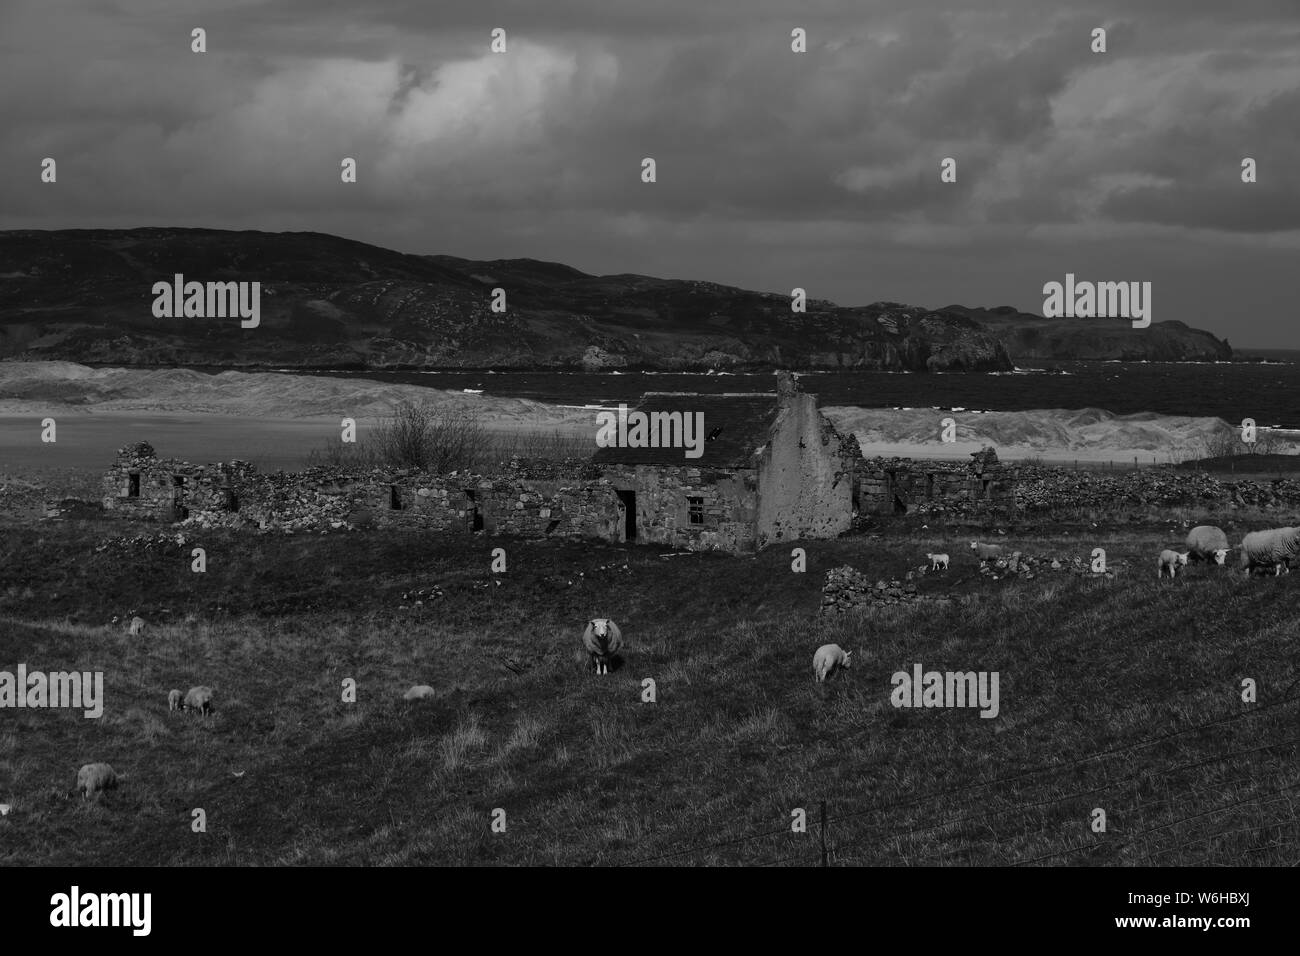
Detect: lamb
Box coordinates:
(970, 541, 1005, 562)
(167, 689, 182, 711)
(926, 552, 950, 571)
(1239, 528, 1300, 576)
(1157, 549, 1189, 579)
(403, 685, 436, 701)
(182, 686, 214, 717)
(128, 616, 146, 636)
(582, 618, 623, 675)
(75, 762, 118, 800)
(1185, 525, 1230, 565)
(813, 644, 852, 683)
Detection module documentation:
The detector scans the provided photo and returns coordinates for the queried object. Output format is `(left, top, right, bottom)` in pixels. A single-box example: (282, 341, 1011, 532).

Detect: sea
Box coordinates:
(295, 356, 1300, 429)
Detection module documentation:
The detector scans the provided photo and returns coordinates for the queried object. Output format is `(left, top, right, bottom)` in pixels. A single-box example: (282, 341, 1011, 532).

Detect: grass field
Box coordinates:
(1, 518, 1298, 866)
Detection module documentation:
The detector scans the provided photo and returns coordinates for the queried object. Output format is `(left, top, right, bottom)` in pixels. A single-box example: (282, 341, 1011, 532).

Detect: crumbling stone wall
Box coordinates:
(603, 464, 757, 552)
(102, 441, 255, 520)
(856, 447, 1017, 517)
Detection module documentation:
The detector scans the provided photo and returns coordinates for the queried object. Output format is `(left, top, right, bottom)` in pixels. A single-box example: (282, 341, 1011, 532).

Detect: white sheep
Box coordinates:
(403, 685, 436, 701)
(76, 763, 118, 800)
(183, 686, 214, 717)
(1239, 528, 1300, 576)
(167, 689, 182, 711)
(1157, 549, 1189, 579)
(128, 616, 146, 636)
(926, 552, 950, 571)
(812, 644, 852, 683)
(1185, 525, 1230, 565)
(970, 541, 1005, 562)
(582, 618, 623, 675)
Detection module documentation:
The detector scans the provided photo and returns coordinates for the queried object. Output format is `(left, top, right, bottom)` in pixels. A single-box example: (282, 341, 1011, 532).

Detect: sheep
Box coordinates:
(582, 618, 623, 675)
(970, 541, 1005, 562)
(128, 616, 145, 636)
(76, 763, 118, 800)
(182, 686, 214, 717)
(1157, 549, 1189, 579)
(813, 644, 852, 683)
(1239, 528, 1300, 576)
(403, 685, 436, 701)
(1185, 525, 1230, 565)
(167, 689, 182, 711)
(926, 552, 950, 571)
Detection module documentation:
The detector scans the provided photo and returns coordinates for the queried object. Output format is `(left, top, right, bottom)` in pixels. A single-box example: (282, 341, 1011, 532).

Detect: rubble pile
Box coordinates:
(820, 565, 926, 614)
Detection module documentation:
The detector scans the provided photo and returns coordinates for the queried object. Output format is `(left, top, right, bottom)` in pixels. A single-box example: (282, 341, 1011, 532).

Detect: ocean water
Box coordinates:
(298, 359, 1300, 428)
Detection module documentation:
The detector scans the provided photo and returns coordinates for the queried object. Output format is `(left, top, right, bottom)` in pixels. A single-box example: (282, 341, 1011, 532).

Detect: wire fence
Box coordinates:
(612, 691, 1300, 867)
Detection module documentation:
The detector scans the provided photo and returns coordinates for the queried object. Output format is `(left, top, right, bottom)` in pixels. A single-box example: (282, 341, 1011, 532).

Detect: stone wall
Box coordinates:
(856, 447, 1017, 517)
(102, 441, 255, 520)
(602, 464, 757, 552)
(755, 392, 854, 547)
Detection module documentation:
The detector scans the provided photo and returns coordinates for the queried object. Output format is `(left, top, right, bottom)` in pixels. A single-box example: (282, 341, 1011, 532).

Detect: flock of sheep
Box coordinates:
(1160, 524, 1300, 579)
(936, 525, 1299, 580)
(74, 683, 213, 799)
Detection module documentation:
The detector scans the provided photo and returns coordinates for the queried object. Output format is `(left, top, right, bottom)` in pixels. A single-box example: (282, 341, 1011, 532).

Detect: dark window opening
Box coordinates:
(545, 519, 560, 535)
(616, 490, 637, 540)
(389, 485, 402, 510)
(892, 494, 907, 515)
(981, 479, 992, 499)
(464, 490, 484, 531)
(127, 473, 140, 498)
(221, 487, 240, 512)
(687, 496, 704, 525)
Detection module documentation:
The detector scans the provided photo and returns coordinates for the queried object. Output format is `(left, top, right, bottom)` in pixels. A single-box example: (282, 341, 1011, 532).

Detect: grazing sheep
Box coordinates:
(167, 689, 182, 711)
(926, 552, 950, 571)
(1185, 525, 1230, 565)
(1239, 528, 1300, 576)
(582, 618, 623, 675)
(128, 616, 145, 636)
(813, 644, 852, 683)
(76, 763, 118, 800)
(182, 686, 214, 717)
(1157, 549, 1189, 579)
(403, 685, 436, 701)
(970, 541, 1005, 562)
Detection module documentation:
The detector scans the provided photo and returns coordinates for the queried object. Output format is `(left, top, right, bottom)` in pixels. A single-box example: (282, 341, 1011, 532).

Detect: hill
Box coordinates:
(0, 228, 1229, 372)
(946, 304, 1232, 362)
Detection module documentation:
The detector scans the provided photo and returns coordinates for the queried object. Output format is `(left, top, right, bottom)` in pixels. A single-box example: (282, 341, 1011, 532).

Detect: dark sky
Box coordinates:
(2, 0, 1298, 347)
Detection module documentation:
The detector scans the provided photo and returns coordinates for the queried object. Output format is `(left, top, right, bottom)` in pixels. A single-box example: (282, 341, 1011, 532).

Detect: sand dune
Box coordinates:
(821, 406, 1235, 463)
(0, 361, 1272, 466)
(0, 361, 591, 427)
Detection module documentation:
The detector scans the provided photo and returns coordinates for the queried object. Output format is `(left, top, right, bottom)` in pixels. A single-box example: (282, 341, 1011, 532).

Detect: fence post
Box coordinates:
(820, 800, 829, 867)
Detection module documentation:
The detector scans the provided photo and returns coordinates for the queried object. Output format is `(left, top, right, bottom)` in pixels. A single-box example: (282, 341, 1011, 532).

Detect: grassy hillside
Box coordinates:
(1, 523, 1296, 866)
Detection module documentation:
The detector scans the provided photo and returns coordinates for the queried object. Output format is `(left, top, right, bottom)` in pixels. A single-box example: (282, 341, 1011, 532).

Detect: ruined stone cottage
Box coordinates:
(591, 374, 856, 551)
(855, 445, 1017, 516)
(101, 375, 858, 553)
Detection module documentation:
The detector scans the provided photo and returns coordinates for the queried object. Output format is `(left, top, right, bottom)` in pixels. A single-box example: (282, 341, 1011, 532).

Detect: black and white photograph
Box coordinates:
(0, 0, 1295, 929)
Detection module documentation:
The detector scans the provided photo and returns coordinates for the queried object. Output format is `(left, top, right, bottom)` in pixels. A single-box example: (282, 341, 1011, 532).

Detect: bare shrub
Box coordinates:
(305, 401, 488, 473)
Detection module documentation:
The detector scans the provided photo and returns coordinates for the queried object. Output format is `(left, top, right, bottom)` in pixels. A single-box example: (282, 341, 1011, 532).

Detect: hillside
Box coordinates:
(947, 305, 1232, 362)
(1, 526, 1296, 866)
(0, 228, 1229, 372)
